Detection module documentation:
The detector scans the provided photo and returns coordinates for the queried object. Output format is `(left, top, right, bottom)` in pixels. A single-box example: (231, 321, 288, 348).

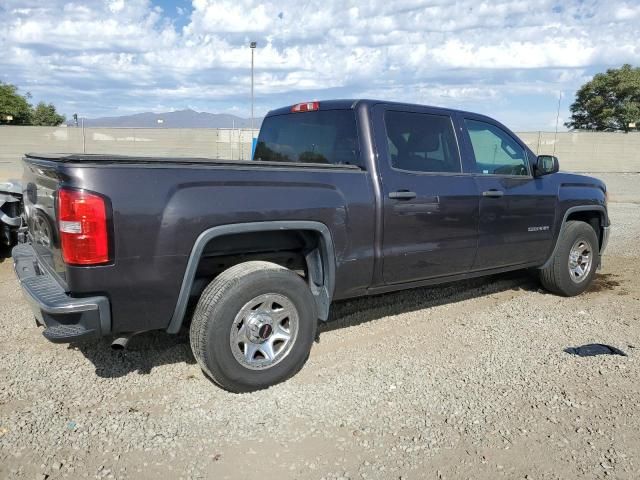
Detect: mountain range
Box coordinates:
(67, 109, 262, 129)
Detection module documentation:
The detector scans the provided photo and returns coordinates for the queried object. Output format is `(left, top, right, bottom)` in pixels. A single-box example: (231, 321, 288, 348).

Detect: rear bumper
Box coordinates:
(12, 243, 110, 343)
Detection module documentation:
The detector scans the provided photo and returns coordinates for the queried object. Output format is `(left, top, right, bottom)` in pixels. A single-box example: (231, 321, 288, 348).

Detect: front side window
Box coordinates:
(384, 111, 461, 173)
(465, 119, 529, 176)
(254, 110, 359, 166)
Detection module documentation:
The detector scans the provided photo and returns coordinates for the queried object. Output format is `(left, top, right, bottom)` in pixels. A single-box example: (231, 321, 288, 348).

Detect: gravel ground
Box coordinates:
(1, 174, 639, 480)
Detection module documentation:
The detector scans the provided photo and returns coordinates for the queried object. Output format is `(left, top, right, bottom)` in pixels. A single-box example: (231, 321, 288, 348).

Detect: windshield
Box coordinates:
(254, 110, 359, 166)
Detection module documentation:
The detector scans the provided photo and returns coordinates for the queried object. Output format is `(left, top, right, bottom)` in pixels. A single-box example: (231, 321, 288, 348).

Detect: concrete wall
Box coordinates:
(0, 126, 259, 180)
(518, 131, 640, 173)
(1, 126, 639, 180)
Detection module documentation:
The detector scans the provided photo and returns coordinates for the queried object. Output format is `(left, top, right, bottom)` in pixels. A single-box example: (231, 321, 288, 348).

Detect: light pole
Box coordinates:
(250, 41, 256, 132)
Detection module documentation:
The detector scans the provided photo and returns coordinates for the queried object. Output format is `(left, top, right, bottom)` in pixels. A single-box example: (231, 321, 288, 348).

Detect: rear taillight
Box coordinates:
(291, 101, 319, 112)
(58, 188, 110, 265)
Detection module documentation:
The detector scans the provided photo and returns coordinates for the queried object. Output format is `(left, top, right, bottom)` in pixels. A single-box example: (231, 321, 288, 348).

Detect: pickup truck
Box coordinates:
(13, 99, 610, 392)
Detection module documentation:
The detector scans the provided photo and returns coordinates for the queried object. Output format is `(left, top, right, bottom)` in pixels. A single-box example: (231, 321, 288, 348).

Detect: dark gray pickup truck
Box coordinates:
(13, 99, 610, 392)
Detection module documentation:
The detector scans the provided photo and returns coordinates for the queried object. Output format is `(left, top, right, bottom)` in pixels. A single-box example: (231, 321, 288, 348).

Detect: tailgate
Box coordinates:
(22, 156, 67, 284)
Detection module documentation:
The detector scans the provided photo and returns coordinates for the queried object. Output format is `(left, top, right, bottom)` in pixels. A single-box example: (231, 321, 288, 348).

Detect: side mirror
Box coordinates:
(535, 155, 559, 176)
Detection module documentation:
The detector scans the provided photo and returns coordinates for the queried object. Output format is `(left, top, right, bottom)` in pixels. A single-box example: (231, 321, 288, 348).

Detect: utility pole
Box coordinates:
(81, 117, 86, 153)
(250, 41, 257, 132)
(553, 91, 562, 158)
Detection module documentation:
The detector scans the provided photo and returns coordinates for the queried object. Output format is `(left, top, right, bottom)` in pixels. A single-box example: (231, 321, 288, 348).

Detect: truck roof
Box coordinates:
(265, 99, 483, 119)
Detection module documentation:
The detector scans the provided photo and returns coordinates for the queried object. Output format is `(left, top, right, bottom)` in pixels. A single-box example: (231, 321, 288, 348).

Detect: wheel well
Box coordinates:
(565, 210, 603, 248)
(188, 229, 324, 304)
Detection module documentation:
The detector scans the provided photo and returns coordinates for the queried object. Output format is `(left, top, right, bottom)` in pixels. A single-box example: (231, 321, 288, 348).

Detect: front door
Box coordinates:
(460, 116, 557, 269)
(373, 105, 480, 285)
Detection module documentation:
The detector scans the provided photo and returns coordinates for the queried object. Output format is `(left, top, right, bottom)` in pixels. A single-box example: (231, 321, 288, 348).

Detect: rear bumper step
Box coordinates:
(12, 243, 111, 343)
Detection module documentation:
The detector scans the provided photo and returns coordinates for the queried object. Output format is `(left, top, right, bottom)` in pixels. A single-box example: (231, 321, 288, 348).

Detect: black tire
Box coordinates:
(190, 261, 317, 393)
(539, 220, 599, 296)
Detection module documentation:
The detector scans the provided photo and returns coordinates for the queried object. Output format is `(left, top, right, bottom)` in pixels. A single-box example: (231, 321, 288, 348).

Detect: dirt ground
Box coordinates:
(0, 173, 639, 480)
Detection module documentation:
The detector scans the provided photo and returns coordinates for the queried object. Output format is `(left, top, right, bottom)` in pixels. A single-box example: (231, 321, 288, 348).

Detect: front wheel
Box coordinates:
(539, 220, 599, 296)
(190, 261, 317, 393)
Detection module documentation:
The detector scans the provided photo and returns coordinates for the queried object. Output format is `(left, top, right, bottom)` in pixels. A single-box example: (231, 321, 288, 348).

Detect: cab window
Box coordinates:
(384, 111, 461, 173)
(465, 119, 529, 176)
(254, 110, 360, 167)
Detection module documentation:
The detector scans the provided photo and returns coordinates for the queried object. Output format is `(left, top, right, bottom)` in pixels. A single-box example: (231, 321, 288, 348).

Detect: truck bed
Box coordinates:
(25, 153, 360, 170)
(21, 152, 375, 335)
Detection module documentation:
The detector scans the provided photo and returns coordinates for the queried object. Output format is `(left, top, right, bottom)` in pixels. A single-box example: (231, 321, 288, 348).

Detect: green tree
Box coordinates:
(31, 102, 66, 126)
(0, 82, 32, 125)
(566, 64, 640, 132)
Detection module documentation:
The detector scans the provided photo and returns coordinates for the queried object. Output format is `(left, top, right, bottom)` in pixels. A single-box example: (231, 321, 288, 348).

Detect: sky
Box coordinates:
(0, 0, 639, 130)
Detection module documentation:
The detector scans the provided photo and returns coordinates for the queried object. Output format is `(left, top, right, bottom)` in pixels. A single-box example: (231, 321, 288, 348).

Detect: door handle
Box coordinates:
(482, 190, 504, 198)
(389, 191, 417, 200)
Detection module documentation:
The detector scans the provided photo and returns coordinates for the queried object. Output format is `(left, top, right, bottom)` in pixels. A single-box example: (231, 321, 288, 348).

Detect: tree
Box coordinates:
(0, 82, 32, 125)
(31, 102, 66, 126)
(565, 64, 640, 132)
(0, 82, 66, 126)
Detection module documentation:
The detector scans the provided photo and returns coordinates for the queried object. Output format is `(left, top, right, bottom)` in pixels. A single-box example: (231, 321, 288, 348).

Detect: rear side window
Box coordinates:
(384, 111, 461, 173)
(465, 119, 529, 176)
(254, 110, 360, 166)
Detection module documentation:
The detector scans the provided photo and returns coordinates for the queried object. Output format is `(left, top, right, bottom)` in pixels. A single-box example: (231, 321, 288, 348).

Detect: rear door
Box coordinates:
(372, 104, 480, 285)
(458, 115, 556, 269)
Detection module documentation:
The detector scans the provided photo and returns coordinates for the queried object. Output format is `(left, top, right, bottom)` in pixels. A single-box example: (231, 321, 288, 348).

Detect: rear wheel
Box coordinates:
(539, 220, 599, 296)
(190, 261, 317, 392)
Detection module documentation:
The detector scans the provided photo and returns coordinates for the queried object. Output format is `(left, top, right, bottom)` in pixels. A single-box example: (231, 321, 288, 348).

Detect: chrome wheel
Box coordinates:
(229, 293, 299, 370)
(568, 239, 593, 283)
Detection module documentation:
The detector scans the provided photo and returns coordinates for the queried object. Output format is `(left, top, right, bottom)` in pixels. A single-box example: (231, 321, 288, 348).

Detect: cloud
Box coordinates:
(614, 3, 640, 20)
(0, 0, 638, 129)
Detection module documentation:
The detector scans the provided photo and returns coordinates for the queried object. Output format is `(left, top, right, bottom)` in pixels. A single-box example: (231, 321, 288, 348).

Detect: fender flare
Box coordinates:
(539, 205, 608, 270)
(166, 220, 336, 333)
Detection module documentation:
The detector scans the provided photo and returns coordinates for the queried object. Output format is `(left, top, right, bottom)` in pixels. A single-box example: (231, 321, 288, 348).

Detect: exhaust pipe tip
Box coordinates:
(111, 332, 140, 350)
